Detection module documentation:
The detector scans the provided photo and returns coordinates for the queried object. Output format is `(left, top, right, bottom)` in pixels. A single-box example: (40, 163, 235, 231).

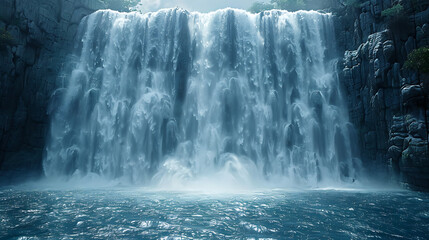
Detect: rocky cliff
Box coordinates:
(336, 0, 429, 190)
(0, 0, 106, 184)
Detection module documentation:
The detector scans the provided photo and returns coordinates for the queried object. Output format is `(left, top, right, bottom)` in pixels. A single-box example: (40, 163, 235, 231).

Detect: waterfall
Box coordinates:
(44, 8, 361, 188)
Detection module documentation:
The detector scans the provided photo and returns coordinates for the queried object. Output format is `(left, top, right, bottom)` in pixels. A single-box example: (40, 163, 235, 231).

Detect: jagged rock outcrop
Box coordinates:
(0, 0, 106, 184)
(338, 0, 429, 190)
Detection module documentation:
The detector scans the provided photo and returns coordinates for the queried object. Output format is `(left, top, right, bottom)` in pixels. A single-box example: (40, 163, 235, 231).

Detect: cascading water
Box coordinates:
(44, 8, 361, 188)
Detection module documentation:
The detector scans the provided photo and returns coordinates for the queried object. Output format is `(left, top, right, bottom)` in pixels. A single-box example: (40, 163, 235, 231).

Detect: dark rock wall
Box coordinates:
(336, 0, 429, 190)
(0, 0, 105, 184)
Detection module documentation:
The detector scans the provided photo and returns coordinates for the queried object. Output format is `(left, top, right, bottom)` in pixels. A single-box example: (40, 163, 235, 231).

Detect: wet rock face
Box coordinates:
(0, 0, 105, 184)
(338, 0, 429, 190)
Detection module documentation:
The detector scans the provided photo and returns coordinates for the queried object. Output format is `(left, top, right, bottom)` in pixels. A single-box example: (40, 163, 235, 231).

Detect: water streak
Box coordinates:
(44, 8, 361, 188)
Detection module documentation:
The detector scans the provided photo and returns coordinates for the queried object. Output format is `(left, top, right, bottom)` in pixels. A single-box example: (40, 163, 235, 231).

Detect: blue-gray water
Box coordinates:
(1, 189, 428, 239)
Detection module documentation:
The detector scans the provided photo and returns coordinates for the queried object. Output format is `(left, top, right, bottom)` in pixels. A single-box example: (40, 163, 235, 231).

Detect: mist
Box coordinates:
(133, 0, 268, 13)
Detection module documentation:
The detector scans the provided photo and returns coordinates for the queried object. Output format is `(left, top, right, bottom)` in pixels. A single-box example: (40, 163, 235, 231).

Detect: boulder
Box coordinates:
(408, 121, 427, 139)
(401, 85, 424, 107)
(387, 145, 402, 162)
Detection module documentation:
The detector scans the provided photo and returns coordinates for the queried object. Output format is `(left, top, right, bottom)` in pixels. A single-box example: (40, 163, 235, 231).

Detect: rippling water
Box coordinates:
(1, 188, 428, 239)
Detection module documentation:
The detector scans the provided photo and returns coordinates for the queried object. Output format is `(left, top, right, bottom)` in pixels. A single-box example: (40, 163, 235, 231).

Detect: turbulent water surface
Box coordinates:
(1, 189, 428, 239)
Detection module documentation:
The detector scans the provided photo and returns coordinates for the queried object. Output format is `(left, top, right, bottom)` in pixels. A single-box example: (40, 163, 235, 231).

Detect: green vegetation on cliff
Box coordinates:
(343, 0, 361, 8)
(249, 0, 360, 13)
(0, 28, 16, 49)
(101, 0, 139, 12)
(380, 3, 410, 34)
(381, 4, 404, 18)
(274, 0, 306, 11)
(249, 2, 276, 13)
(404, 47, 429, 73)
(249, 0, 322, 12)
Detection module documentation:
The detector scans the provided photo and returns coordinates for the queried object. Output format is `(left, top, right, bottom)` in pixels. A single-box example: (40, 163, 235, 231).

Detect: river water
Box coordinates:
(1, 188, 428, 239)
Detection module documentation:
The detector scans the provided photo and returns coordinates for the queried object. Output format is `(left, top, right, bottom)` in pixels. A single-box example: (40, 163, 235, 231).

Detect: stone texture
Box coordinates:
(0, 0, 107, 184)
(337, 0, 429, 191)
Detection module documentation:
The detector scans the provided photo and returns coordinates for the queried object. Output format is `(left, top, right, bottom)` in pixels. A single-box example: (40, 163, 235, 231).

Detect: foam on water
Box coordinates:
(1, 188, 427, 239)
(44, 8, 363, 189)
